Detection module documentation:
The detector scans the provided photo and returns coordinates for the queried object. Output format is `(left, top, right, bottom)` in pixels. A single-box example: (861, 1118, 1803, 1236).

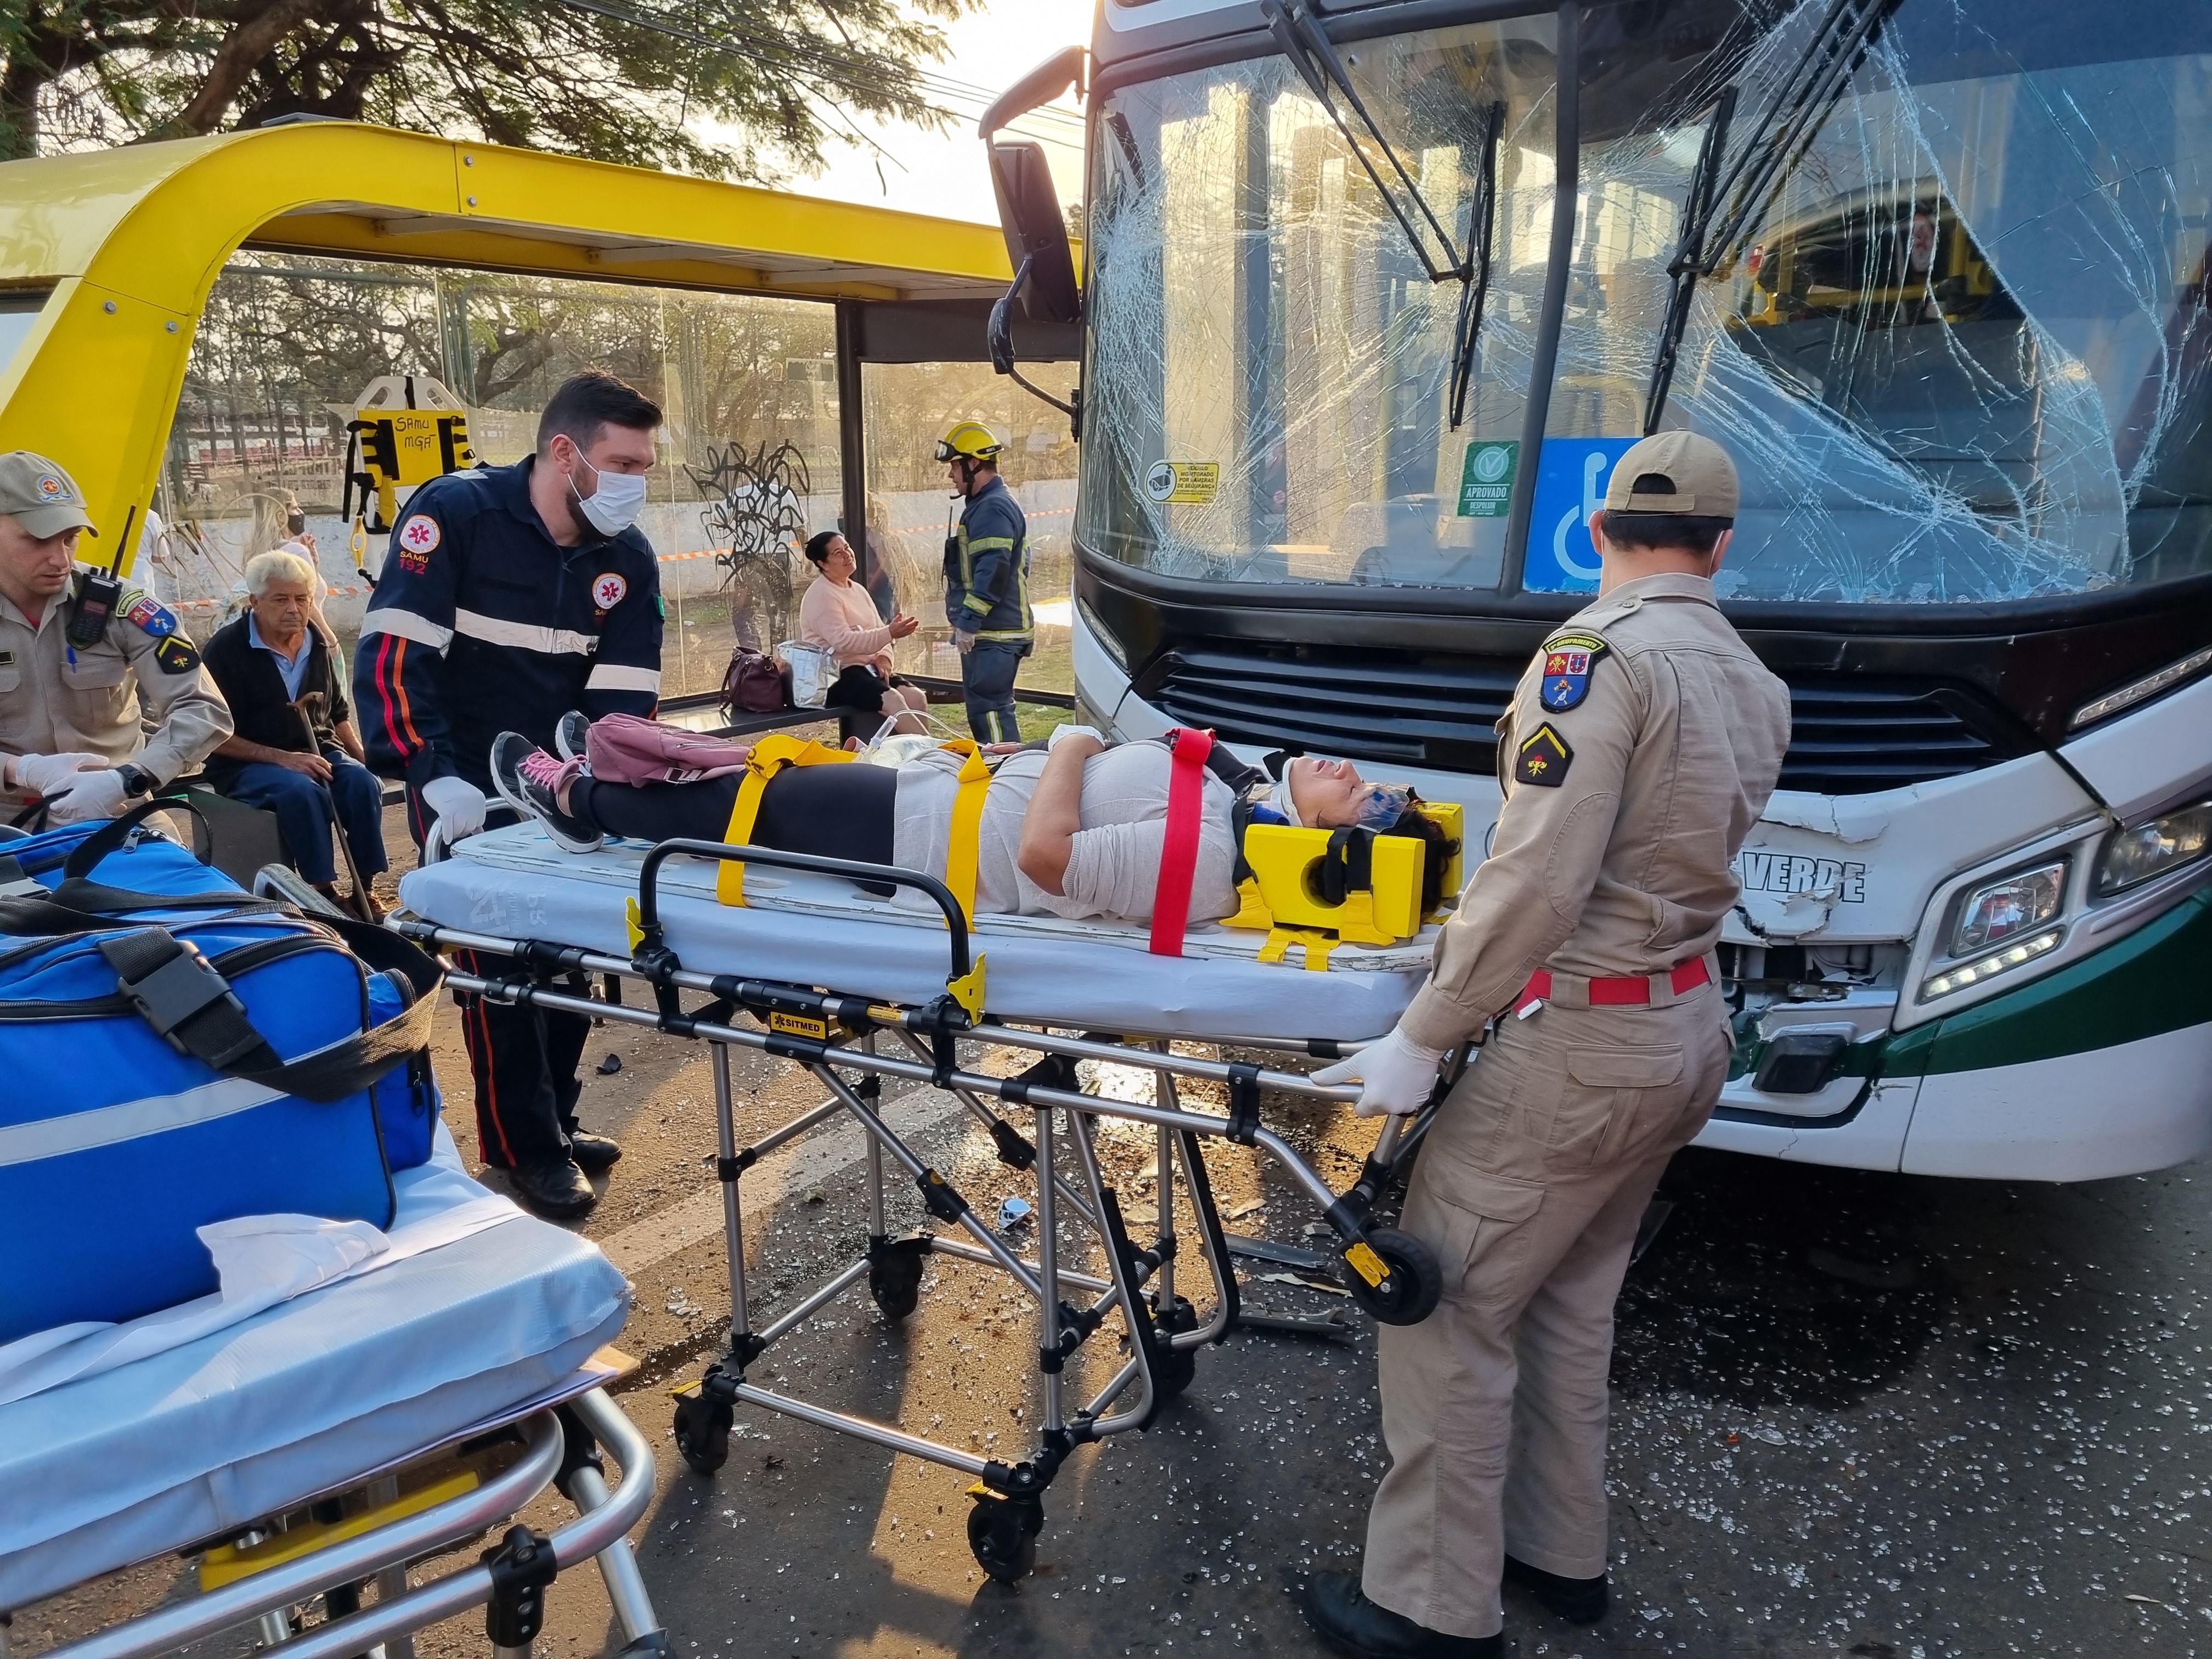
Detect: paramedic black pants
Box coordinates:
(408, 789, 590, 1171)
(961, 637, 1028, 744)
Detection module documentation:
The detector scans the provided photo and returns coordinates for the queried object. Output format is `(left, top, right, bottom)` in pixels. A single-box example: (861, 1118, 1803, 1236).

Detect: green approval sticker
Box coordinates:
(1457, 439, 1519, 518)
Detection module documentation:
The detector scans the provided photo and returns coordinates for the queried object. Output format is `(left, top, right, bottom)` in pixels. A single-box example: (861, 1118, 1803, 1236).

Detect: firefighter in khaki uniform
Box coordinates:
(0, 452, 231, 822)
(1302, 432, 1792, 1659)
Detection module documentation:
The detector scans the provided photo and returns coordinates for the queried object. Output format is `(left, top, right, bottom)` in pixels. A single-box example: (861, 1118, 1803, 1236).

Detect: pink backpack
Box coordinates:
(583, 714, 754, 785)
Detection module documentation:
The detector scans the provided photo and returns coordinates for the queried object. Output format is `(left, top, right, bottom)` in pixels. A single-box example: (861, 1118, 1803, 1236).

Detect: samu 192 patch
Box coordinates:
(152, 635, 200, 675)
(122, 590, 178, 637)
(1538, 630, 1609, 713)
(1514, 722, 1573, 787)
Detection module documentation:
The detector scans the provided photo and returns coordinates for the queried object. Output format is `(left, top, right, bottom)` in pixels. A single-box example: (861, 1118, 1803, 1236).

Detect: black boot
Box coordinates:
(568, 1131, 623, 1172)
(1503, 1555, 1608, 1624)
(507, 1158, 597, 1220)
(1300, 1572, 1501, 1659)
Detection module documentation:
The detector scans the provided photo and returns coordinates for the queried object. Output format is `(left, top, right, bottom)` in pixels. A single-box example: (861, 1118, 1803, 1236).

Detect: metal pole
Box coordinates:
(1035, 1104, 1065, 1434)
(834, 300, 872, 593)
(712, 1043, 750, 1342)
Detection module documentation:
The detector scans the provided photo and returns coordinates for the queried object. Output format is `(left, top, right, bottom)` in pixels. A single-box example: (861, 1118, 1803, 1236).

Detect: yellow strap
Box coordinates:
(939, 739, 993, 926)
(715, 733, 854, 907)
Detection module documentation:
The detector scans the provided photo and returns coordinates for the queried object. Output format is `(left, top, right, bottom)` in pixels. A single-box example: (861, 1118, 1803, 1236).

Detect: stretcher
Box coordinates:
(0, 1138, 666, 1659)
(397, 824, 1461, 1584)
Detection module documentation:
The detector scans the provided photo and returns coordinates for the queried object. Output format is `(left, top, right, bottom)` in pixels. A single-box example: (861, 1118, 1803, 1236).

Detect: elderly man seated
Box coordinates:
(202, 549, 388, 916)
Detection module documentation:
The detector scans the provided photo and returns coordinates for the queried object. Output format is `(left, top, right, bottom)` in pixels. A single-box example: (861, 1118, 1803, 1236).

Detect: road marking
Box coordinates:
(600, 1087, 970, 1276)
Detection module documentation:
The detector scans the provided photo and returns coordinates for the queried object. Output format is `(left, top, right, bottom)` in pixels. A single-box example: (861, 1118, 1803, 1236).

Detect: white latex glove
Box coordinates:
(46, 768, 131, 825)
(1048, 723, 1106, 751)
(421, 774, 488, 840)
(13, 751, 108, 796)
(955, 629, 978, 655)
(1312, 1026, 1448, 1118)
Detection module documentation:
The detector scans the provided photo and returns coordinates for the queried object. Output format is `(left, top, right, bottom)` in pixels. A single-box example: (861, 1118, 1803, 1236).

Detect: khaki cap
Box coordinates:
(1604, 431, 1739, 519)
(0, 451, 97, 539)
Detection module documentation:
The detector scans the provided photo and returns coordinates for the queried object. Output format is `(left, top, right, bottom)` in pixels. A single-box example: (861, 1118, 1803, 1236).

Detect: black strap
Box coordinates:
(61, 793, 216, 882)
(98, 925, 438, 1103)
(1229, 798, 1256, 889)
(1316, 827, 1376, 907)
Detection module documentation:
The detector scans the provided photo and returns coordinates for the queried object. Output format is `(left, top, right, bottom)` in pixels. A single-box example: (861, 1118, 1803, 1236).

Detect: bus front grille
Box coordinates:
(1146, 645, 2022, 794)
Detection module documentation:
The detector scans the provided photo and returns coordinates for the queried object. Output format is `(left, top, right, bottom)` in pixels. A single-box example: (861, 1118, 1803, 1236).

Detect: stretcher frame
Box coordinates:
(4, 1385, 662, 1659)
(399, 835, 1451, 1583)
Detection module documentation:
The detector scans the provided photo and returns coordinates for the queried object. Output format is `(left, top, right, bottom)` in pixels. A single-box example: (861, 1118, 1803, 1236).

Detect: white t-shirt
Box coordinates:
(891, 741, 1241, 923)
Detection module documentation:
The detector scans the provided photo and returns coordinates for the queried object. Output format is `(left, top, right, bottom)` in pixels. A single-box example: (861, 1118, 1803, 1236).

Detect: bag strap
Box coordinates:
(1149, 727, 1214, 958)
(714, 733, 855, 908)
(938, 739, 994, 927)
(97, 924, 437, 1103)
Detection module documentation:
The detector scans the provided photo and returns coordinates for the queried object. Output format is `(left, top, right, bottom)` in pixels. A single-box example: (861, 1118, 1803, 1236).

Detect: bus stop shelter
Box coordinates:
(0, 122, 1078, 578)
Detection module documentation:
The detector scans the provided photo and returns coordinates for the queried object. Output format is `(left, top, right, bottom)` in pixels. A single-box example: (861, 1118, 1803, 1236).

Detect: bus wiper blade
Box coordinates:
(1260, 0, 1470, 285)
(1448, 100, 1505, 432)
(1642, 85, 1738, 437)
(1640, 0, 1905, 435)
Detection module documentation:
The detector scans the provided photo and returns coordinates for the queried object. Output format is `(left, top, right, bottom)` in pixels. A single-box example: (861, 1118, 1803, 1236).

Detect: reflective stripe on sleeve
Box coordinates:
(586, 662, 662, 693)
(452, 608, 599, 657)
(964, 536, 1016, 551)
(360, 607, 455, 649)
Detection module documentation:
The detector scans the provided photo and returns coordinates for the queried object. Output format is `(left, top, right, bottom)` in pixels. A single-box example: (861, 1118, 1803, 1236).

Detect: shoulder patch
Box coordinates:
(123, 591, 178, 637)
(1514, 723, 1573, 788)
(394, 514, 441, 571)
(152, 635, 200, 675)
(591, 571, 628, 610)
(1538, 629, 1610, 713)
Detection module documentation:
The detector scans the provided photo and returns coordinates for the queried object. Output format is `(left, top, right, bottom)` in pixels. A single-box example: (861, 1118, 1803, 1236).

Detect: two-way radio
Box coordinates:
(65, 504, 135, 651)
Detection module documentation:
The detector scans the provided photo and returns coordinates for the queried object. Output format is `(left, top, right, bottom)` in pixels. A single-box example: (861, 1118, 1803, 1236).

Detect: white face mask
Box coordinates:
(570, 454, 647, 537)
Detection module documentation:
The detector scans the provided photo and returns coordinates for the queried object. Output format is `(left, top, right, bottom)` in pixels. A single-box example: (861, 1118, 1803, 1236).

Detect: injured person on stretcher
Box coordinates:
(487, 715, 1457, 928)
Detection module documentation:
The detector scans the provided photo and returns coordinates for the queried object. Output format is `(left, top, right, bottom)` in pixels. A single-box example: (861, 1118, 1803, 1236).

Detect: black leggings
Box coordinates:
(574, 762, 898, 871)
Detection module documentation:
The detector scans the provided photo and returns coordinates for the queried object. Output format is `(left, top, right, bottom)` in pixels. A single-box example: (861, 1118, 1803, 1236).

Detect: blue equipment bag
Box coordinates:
(0, 799, 445, 1345)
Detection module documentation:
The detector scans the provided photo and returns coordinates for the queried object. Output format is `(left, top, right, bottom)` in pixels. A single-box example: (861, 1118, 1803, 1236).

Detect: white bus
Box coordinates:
(984, 0, 2212, 1181)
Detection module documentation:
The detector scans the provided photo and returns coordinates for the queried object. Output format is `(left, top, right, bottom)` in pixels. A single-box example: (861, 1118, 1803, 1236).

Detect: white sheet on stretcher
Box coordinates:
(0, 1131, 629, 1610)
(399, 822, 1437, 1041)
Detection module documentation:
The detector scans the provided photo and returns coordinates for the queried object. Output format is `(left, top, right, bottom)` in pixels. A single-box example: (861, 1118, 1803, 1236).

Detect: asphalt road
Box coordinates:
(14, 862, 2210, 1657)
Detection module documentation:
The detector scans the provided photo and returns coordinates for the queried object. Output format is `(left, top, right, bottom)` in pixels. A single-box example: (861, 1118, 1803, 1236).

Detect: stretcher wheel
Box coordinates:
(1342, 1227, 1442, 1327)
(1152, 1295, 1199, 1401)
(868, 1233, 930, 1321)
(967, 1492, 1043, 1583)
(672, 1390, 732, 1477)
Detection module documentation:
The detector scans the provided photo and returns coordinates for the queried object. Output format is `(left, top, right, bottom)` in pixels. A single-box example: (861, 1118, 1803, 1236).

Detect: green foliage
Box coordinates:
(1, 0, 981, 173)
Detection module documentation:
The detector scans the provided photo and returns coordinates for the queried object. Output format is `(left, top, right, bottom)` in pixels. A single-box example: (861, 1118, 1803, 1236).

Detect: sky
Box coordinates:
(778, 0, 1093, 225)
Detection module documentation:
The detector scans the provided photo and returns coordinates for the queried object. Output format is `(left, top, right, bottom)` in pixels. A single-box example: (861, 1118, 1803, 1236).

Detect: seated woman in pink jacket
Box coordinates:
(798, 530, 930, 736)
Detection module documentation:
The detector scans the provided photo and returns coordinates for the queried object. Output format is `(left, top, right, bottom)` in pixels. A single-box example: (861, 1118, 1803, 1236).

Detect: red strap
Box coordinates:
(1149, 727, 1214, 957)
(1670, 956, 1711, 995)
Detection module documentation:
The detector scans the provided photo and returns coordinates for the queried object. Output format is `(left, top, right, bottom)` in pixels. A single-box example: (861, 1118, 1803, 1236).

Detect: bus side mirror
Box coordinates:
(988, 138, 1081, 328)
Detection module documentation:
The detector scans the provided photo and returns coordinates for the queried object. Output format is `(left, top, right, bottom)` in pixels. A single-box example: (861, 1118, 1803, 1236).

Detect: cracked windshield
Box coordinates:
(1084, 0, 2212, 603)
(1082, 15, 1561, 588)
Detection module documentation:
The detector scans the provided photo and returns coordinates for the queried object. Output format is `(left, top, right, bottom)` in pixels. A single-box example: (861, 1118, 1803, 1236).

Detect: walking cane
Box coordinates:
(291, 692, 377, 923)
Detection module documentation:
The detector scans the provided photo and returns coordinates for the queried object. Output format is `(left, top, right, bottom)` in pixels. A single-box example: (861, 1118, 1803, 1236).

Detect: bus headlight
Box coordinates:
(1949, 859, 2068, 956)
(1921, 927, 2064, 1001)
(2095, 800, 2212, 898)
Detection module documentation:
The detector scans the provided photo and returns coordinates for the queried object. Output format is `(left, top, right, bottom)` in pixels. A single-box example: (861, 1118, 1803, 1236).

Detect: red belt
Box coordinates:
(1514, 956, 1710, 1016)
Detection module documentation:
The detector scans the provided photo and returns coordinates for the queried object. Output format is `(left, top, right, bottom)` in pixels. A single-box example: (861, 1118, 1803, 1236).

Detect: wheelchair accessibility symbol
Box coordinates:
(1523, 437, 1639, 592)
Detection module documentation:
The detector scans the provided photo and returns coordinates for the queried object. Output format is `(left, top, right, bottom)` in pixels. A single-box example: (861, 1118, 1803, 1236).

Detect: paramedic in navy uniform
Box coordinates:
(354, 370, 666, 1219)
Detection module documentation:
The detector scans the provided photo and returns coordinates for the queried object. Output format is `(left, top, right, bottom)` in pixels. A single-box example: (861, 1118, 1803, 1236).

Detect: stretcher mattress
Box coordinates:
(400, 823, 1436, 1040)
(0, 1139, 629, 1610)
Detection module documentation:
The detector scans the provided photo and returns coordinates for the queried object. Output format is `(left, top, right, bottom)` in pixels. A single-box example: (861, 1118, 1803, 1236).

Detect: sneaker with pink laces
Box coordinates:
(490, 731, 602, 853)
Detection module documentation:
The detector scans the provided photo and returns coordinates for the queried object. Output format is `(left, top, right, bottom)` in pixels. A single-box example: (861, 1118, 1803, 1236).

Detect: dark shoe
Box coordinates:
(489, 731, 600, 854)
(554, 709, 591, 763)
(1503, 1555, 1608, 1624)
(507, 1158, 598, 1220)
(568, 1130, 623, 1172)
(1300, 1571, 1500, 1659)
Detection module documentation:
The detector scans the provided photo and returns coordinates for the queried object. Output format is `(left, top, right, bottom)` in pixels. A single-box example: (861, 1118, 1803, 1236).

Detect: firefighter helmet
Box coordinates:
(934, 421, 1007, 464)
